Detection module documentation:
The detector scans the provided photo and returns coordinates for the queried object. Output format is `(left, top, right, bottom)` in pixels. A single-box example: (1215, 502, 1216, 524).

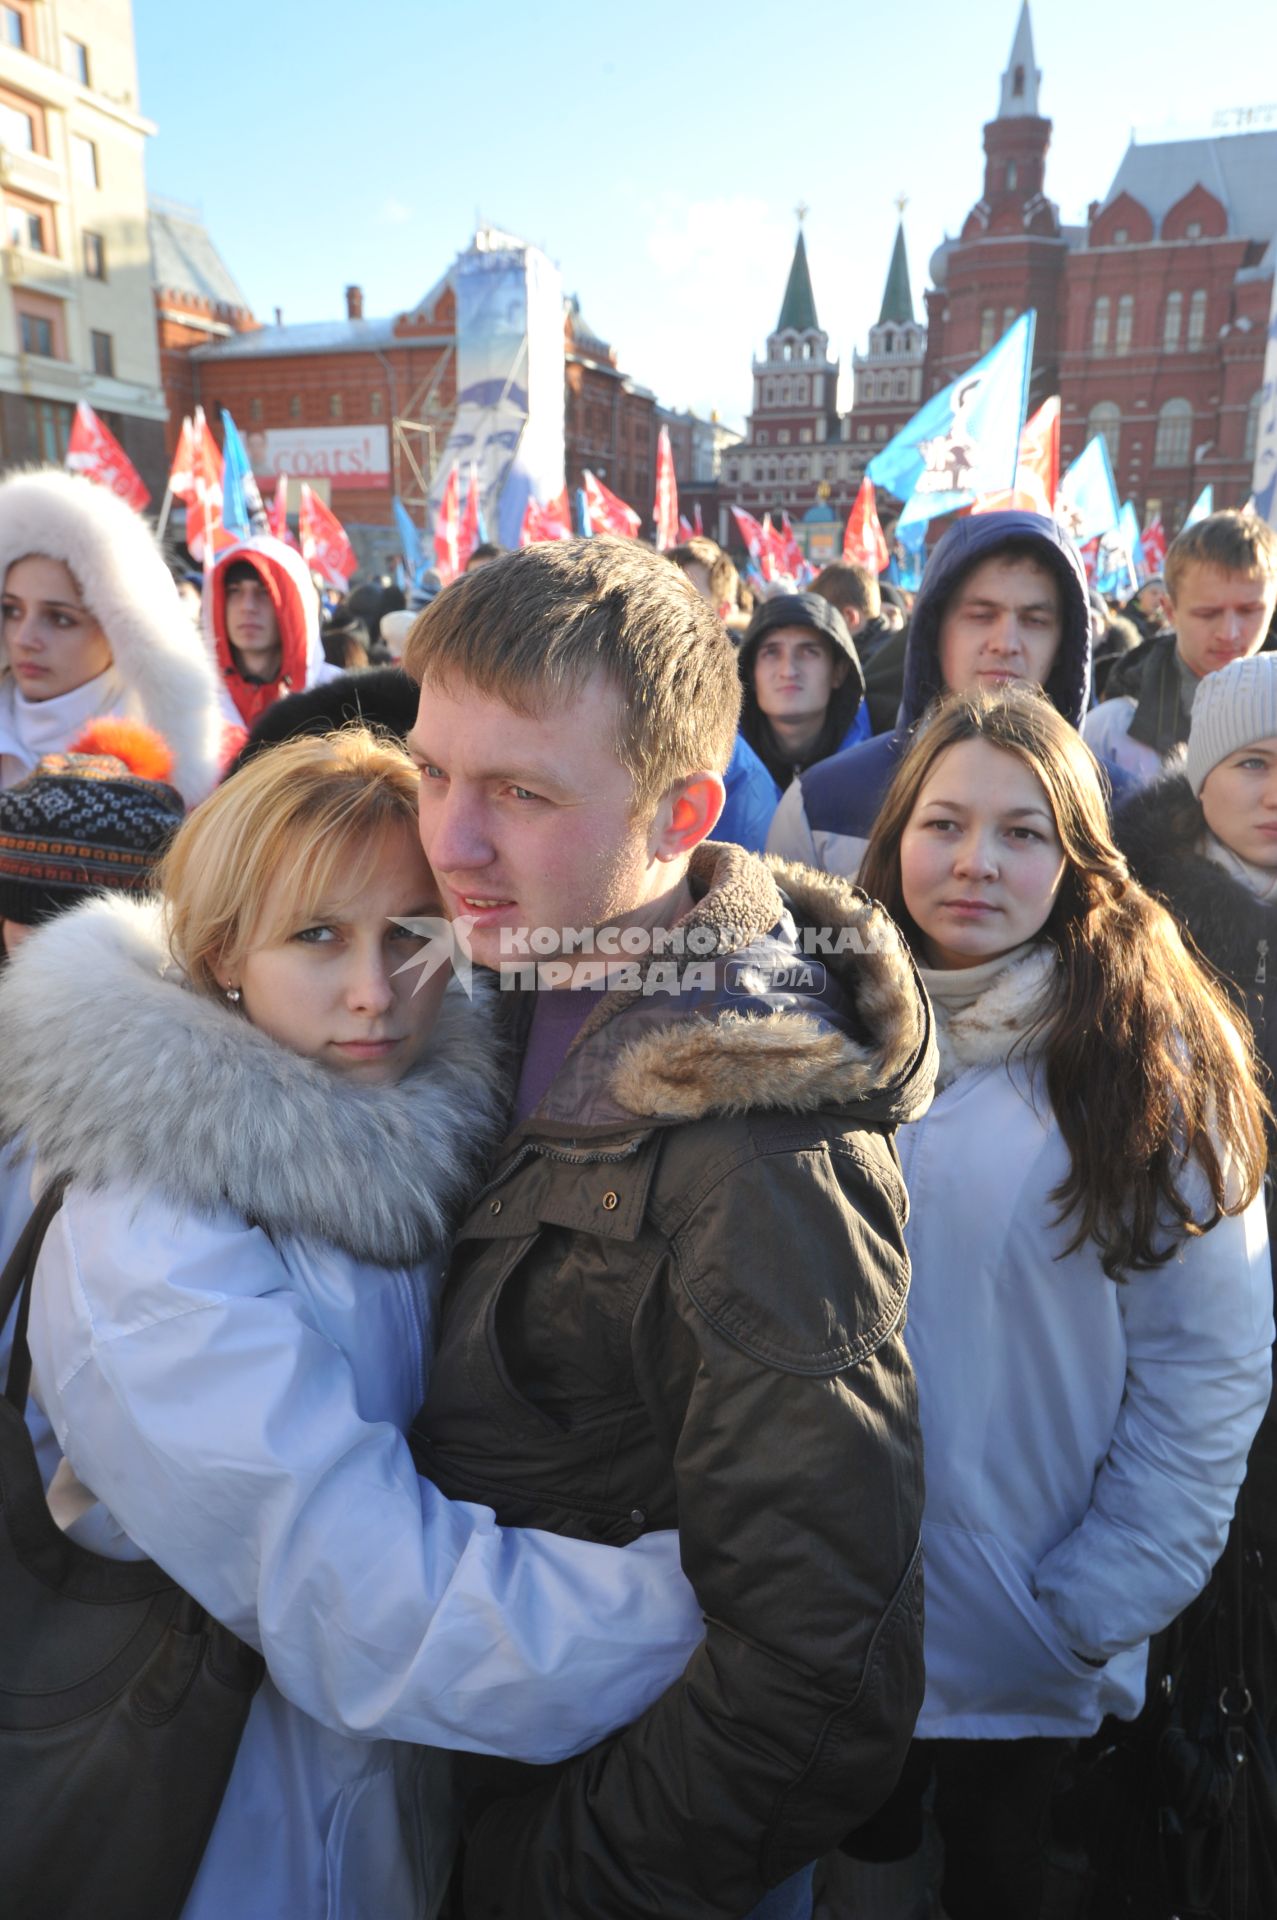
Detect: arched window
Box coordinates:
(795, 376, 808, 404)
(1013, 63, 1025, 97)
(1002, 306, 1017, 335)
(1086, 402, 1121, 464)
(980, 308, 996, 351)
(1188, 289, 1208, 349)
(1115, 294, 1134, 354)
(894, 372, 908, 399)
(802, 340, 812, 361)
(1091, 296, 1111, 351)
(1163, 291, 1183, 351)
(1006, 161, 1018, 192)
(861, 373, 875, 402)
(780, 378, 791, 405)
(1154, 398, 1192, 467)
(1245, 391, 1262, 462)
(756, 429, 768, 446)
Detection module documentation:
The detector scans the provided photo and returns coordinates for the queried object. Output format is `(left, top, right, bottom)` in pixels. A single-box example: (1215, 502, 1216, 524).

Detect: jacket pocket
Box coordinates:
(922, 1520, 1101, 1729)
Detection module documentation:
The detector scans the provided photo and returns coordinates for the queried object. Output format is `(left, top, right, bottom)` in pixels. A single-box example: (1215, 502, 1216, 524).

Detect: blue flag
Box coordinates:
(220, 411, 267, 538)
(1095, 501, 1142, 597)
(1055, 435, 1120, 545)
(886, 516, 927, 590)
(393, 495, 425, 584)
(1184, 484, 1214, 527)
(871, 312, 1035, 525)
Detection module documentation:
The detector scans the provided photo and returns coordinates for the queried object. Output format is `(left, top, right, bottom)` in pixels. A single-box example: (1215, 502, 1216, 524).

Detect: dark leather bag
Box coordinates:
(0, 1183, 265, 1920)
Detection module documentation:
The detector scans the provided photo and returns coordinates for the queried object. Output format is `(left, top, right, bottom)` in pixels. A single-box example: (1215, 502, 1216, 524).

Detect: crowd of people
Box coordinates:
(0, 463, 1274, 1920)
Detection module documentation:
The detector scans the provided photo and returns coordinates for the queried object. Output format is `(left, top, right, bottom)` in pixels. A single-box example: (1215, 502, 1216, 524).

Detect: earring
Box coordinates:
(225, 985, 241, 1004)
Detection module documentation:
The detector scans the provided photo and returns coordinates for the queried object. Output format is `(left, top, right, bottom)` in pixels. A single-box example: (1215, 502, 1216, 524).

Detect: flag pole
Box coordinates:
(155, 476, 175, 543)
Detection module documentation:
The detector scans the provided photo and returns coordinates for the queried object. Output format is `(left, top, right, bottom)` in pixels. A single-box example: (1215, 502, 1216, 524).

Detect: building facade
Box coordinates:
(0, 0, 167, 493)
(923, 2, 1274, 530)
(564, 295, 656, 526)
(179, 274, 458, 573)
(150, 196, 257, 463)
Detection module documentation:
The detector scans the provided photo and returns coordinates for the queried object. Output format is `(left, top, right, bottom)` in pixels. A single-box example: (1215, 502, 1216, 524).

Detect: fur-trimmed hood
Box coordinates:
(0, 893, 505, 1264)
(526, 840, 936, 1133)
(0, 468, 224, 803)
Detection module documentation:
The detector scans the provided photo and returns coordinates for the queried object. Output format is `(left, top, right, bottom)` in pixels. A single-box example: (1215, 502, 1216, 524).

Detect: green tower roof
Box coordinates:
(878, 222, 914, 326)
(777, 229, 819, 333)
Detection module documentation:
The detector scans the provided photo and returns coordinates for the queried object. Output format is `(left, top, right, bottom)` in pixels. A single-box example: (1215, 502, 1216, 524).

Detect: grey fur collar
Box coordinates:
(0, 894, 505, 1263)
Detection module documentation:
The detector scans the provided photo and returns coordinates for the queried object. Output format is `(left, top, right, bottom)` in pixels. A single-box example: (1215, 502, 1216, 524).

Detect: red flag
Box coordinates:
(972, 396, 1060, 517)
(66, 402, 150, 510)
(653, 427, 679, 551)
(433, 463, 460, 583)
(676, 513, 694, 541)
(583, 470, 641, 539)
(169, 408, 232, 561)
(268, 473, 289, 542)
(731, 505, 765, 563)
(299, 484, 357, 591)
(1141, 517, 1167, 575)
(458, 465, 482, 571)
(692, 502, 704, 537)
(758, 514, 785, 583)
(843, 478, 890, 571)
(778, 513, 810, 583)
(519, 492, 573, 547)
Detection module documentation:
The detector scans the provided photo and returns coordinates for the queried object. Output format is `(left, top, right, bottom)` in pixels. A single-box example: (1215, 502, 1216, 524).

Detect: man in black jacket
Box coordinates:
(402, 535, 935, 1919)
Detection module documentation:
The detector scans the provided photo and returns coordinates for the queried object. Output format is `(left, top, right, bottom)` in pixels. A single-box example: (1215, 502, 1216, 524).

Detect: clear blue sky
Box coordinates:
(134, 0, 1277, 431)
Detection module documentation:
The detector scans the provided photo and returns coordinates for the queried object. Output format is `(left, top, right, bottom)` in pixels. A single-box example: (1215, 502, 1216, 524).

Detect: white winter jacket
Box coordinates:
(0, 896, 703, 1920)
(901, 948, 1273, 1740)
(0, 467, 225, 802)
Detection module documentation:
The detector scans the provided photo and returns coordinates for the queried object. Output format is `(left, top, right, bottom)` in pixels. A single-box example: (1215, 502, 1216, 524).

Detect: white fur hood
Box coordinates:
(0, 468, 225, 802)
(0, 893, 505, 1263)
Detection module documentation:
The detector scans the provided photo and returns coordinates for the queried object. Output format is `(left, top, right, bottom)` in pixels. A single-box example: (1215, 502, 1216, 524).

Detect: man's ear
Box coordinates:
(830, 654, 852, 689)
(844, 605, 864, 633)
(650, 771, 726, 862)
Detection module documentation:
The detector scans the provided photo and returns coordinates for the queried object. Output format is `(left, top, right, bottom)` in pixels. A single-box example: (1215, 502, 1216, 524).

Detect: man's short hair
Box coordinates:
(1165, 511, 1277, 603)
(465, 541, 505, 569)
(667, 536, 739, 612)
(403, 536, 742, 813)
(810, 561, 881, 624)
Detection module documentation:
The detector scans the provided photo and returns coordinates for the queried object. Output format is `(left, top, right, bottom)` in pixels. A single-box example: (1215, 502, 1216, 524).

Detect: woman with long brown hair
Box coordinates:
(837, 685, 1272, 1920)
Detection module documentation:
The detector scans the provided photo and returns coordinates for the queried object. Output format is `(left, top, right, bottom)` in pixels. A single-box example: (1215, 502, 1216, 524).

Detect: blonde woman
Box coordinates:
(0, 729, 700, 1920)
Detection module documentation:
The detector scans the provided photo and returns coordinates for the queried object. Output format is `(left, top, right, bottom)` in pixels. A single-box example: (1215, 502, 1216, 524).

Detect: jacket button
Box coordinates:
(601, 1190, 619, 1211)
(630, 1507, 646, 1525)
(489, 1199, 502, 1215)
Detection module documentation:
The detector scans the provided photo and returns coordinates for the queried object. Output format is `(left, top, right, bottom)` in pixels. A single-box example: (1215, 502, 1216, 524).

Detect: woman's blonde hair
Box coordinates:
(860, 686, 1270, 1278)
(159, 728, 423, 996)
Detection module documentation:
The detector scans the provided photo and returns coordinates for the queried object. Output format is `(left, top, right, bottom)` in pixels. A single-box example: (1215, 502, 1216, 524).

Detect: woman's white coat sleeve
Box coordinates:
(28, 1189, 703, 1762)
(1033, 1190, 1273, 1659)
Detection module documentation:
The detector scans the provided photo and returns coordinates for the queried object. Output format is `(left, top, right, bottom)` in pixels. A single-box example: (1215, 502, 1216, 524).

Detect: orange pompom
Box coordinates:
(68, 717, 174, 783)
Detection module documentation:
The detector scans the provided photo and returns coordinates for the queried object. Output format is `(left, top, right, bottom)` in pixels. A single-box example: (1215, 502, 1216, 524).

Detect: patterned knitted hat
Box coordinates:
(1184, 654, 1277, 796)
(0, 717, 185, 926)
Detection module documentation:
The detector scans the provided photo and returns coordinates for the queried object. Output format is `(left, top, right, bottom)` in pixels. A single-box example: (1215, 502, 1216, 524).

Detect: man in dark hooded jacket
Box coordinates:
(766, 510, 1105, 878)
(738, 591, 869, 792)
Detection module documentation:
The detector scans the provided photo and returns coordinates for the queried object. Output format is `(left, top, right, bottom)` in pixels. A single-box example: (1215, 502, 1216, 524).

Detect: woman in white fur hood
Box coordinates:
(835, 686, 1273, 1920)
(0, 727, 700, 1920)
(0, 467, 225, 803)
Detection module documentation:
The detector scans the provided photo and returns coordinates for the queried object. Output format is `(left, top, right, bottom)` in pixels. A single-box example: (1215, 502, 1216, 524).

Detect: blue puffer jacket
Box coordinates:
(765, 512, 1104, 878)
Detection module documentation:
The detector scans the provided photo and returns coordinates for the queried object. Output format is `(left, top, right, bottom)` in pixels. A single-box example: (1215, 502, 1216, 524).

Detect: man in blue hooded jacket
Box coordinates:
(766, 511, 1111, 878)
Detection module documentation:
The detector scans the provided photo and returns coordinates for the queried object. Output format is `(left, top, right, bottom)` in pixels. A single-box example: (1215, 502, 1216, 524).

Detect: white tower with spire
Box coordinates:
(998, 1, 1041, 118)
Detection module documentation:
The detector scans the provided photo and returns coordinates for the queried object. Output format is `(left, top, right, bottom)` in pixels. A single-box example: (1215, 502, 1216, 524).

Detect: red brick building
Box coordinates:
(564, 295, 656, 528)
(924, 3, 1275, 531)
